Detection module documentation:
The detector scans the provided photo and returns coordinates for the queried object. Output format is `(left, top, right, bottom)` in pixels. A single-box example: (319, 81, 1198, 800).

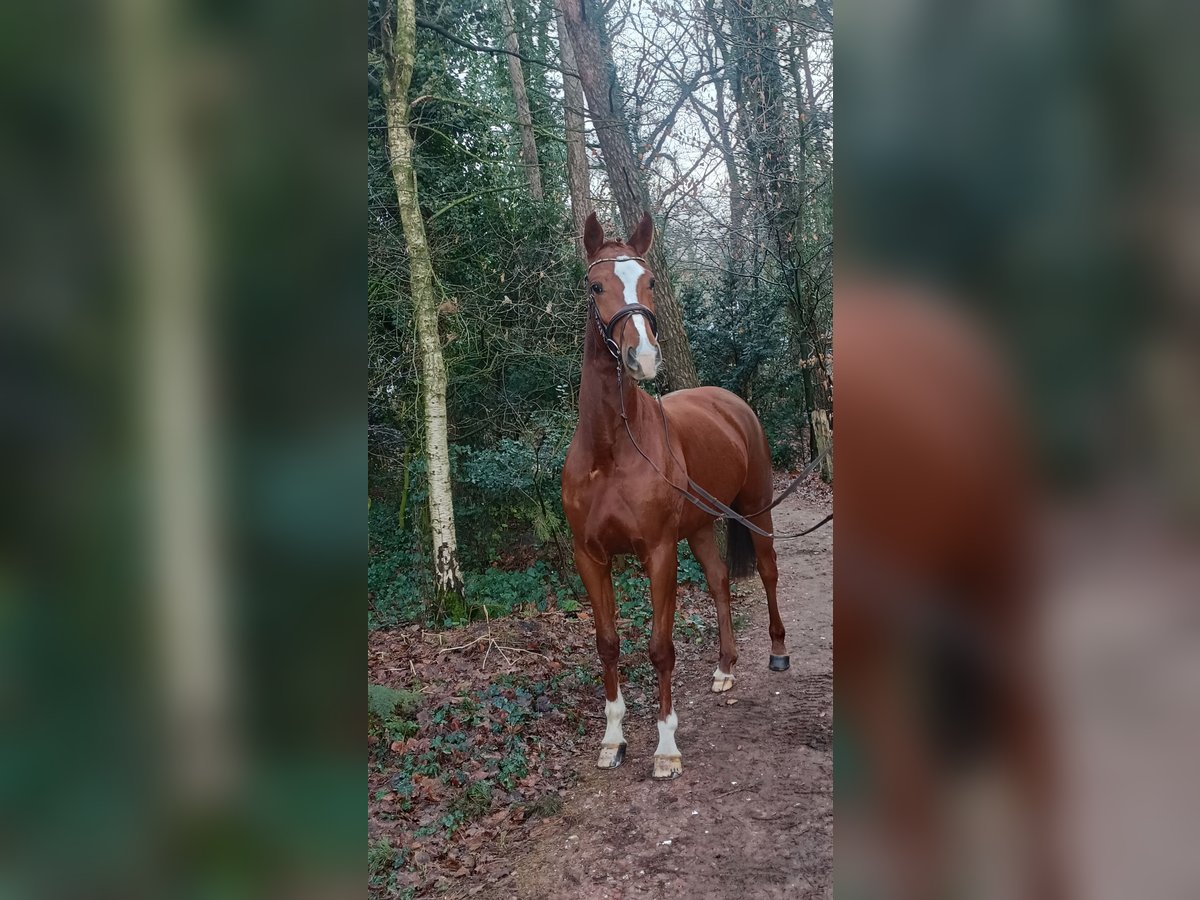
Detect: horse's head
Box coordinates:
(583, 211, 662, 381)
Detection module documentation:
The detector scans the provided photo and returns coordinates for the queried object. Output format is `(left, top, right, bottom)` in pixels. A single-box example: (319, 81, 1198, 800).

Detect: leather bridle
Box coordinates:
(586, 256, 659, 361)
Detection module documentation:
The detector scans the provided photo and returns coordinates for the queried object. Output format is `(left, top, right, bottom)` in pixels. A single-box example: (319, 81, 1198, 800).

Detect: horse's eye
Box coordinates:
(648, 278, 656, 289)
(590, 282, 603, 294)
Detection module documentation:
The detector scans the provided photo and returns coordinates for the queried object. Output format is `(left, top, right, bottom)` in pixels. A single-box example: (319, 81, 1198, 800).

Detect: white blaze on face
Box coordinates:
(602, 689, 626, 746)
(612, 256, 658, 377)
(654, 708, 680, 758)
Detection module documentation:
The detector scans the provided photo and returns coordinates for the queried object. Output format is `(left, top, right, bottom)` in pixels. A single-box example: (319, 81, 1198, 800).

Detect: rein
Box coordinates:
(591, 298, 832, 540)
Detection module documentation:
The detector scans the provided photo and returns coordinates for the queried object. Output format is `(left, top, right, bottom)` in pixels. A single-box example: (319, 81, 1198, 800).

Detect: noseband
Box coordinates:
(586, 256, 659, 360)
(591, 301, 659, 360)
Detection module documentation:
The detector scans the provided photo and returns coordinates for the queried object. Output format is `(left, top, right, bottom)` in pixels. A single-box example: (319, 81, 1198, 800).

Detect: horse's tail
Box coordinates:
(726, 518, 758, 580)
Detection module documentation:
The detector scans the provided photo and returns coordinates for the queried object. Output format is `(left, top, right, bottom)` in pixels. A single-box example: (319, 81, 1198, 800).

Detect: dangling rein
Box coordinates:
(590, 294, 832, 540)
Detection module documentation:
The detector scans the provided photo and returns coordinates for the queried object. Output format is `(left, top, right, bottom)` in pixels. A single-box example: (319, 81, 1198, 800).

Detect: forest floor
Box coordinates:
(368, 474, 832, 899)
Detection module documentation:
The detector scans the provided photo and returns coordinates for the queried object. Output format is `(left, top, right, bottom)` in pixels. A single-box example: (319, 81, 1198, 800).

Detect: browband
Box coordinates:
(586, 255, 647, 275)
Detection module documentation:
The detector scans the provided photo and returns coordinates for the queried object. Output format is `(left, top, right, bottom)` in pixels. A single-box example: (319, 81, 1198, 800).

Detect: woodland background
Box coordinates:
(368, 0, 832, 626)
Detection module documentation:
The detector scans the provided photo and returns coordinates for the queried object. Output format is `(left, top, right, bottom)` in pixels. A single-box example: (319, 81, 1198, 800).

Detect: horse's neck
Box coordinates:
(576, 320, 642, 461)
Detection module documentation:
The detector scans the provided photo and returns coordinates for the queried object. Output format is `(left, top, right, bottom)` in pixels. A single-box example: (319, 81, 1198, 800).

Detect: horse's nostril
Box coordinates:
(626, 347, 638, 365)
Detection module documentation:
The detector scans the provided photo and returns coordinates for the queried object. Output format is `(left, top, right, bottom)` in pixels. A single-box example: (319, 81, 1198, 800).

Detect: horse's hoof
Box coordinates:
(653, 755, 682, 779)
(711, 675, 735, 693)
(597, 742, 626, 769)
(768, 654, 791, 672)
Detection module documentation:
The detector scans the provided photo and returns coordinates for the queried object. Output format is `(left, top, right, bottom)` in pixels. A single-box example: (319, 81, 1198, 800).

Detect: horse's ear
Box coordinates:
(583, 212, 605, 259)
(627, 212, 653, 256)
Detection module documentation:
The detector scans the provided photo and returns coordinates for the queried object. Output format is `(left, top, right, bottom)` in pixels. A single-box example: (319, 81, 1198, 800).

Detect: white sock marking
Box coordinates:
(654, 709, 680, 758)
(713, 667, 733, 680)
(602, 689, 626, 746)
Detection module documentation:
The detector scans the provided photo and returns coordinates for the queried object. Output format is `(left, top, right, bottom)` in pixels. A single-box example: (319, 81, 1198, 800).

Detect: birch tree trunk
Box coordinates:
(114, 0, 236, 806)
(555, 0, 591, 259)
(382, 0, 464, 600)
(561, 0, 700, 392)
(500, 0, 544, 200)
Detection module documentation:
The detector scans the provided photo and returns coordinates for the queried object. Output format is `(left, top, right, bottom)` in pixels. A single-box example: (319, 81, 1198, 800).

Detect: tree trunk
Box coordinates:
(799, 40, 817, 111)
(382, 0, 464, 601)
(712, 69, 748, 307)
(555, 0, 591, 259)
(500, 0, 544, 200)
(114, 0, 236, 805)
(726, 0, 796, 270)
(703, 2, 749, 297)
(725, 0, 832, 478)
(719, 15, 766, 295)
(561, 0, 700, 392)
(811, 407, 833, 481)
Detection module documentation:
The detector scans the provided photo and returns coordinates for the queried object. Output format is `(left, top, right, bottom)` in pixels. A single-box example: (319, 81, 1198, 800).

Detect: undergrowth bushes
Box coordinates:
(368, 524, 708, 631)
(369, 423, 581, 629)
(370, 384, 740, 632)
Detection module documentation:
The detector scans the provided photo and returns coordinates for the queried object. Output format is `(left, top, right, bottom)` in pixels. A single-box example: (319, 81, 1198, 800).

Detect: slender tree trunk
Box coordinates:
(726, 0, 794, 265)
(114, 0, 236, 805)
(382, 0, 464, 601)
(712, 71, 747, 305)
(561, 0, 700, 392)
(799, 40, 817, 112)
(725, 0, 831, 478)
(555, 0, 591, 259)
(704, 1, 749, 296)
(792, 32, 831, 479)
(785, 45, 806, 135)
(500, 0, 544, 200)
(718, 14, 765, 295)
(799, 37, 829, 162)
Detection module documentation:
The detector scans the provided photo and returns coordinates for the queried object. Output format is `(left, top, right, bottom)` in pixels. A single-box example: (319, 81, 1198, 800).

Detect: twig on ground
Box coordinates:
(714, 780, 762, 799)
(440, 633, 492, 654)
(437, 607, 551, 669)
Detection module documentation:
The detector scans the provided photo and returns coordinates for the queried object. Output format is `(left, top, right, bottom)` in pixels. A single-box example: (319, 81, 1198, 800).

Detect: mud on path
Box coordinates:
(510, 490, 833, 899)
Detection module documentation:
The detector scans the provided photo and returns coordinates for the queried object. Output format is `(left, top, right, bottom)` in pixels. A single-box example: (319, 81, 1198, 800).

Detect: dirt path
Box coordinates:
(510, 491, 833, 899)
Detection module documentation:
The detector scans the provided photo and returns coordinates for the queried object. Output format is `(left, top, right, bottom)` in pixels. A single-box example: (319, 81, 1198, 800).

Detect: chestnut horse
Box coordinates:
(561, 211, 789, 779)
(836, 278, 1061, 897)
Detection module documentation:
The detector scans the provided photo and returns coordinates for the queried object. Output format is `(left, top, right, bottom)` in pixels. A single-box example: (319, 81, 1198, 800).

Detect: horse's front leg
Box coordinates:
(574, 545, 625, 768)
(644, 542, 681, 779)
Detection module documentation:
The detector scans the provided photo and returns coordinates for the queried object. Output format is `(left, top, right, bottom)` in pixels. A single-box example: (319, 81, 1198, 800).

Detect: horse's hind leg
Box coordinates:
(644, 541, 682, 779)
(749, 519, 789, 670)
(687, 527, 737, 692)
(573, 545, 626, 769)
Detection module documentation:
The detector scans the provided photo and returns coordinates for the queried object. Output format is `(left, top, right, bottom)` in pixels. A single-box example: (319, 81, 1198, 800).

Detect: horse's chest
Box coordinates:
(563, 464, 659, 554)
(564, 472, 619, 530)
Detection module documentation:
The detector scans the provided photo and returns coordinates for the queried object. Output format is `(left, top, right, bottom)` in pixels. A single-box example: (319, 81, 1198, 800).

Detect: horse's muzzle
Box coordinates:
(625, 345, 661, 381)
